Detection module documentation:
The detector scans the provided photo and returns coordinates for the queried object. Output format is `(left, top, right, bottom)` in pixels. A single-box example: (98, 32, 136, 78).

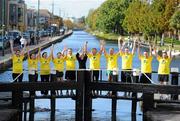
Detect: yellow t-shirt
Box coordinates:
(65, 55, 76, 70)
(87, 53, 101, 70)
(28, 58, 38, 70)
(139, 55, 153, 73)
(53, 58, 65, 71)
(40, 58, 51, 75)
(105, 53, 119, 70)
(157, 56, 171, 75)
(120, 52, 134, 70)
(12, 55, 24, 73)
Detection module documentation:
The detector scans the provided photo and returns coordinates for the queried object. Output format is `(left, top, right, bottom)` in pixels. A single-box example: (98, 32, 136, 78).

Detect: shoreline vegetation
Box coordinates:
(87, 30, 180, 51)
(85, 0, 180, 51)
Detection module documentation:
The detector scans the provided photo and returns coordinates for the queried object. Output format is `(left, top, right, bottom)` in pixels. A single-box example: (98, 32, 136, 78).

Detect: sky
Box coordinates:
(25, 0, 106, 18)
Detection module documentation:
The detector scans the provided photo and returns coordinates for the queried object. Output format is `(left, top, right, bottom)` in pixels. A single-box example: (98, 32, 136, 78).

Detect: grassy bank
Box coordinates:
(87, 30, 180, 51)
(87, 30, 120, 41)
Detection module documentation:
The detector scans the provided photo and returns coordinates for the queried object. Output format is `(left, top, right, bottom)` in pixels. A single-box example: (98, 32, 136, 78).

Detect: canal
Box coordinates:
(0, 31, 180, 121)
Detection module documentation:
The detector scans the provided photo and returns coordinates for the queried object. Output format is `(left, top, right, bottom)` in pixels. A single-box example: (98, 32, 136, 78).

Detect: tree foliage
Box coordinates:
(170, 10, 180, 30)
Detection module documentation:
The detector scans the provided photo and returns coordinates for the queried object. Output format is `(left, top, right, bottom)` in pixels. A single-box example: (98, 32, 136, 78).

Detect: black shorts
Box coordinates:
(158, 74, 169, 82)
(139, 73, 152, 84)
(121, 71, 132, 83)
(65, 71, 76, 80)
(56, 71, 64, 78)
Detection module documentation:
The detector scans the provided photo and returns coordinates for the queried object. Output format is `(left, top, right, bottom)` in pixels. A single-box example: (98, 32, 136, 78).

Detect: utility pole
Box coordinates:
(36, 0, 40, 44)
(2, 0, 5, 56)
(51, 0, 54, 38)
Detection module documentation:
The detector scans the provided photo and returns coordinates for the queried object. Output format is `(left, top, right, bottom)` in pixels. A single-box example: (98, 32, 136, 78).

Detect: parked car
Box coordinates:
(0, 36, 10, 49)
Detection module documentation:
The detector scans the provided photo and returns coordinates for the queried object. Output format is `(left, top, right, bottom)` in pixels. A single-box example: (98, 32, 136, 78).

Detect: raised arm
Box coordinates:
(37, 47, 41, 59)
(48, 44, 54, 59)
(21, 41, 27, 56)
(10, 40, 14, 55)
(83, 41, 88, 55)
(149, 44, 152, 57)
(132, 39, 136, 55)
(27, 46, 30, 59)
(168, 45, 172, 58)
(138, 42, 141, 58)
(99, 40, 105, 55)
(62, 45, 67, 56)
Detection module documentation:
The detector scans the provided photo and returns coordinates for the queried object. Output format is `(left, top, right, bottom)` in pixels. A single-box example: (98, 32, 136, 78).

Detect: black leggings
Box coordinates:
(12, 73, 23, 82)
(40, 75, 50, 95)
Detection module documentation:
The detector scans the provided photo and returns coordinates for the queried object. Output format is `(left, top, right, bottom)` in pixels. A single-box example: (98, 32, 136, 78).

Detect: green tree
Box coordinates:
(96, 0, 131, 34)
(170, 10, 180, 41)
(86, 9, 99, 31)
(151, 0, 177, 45)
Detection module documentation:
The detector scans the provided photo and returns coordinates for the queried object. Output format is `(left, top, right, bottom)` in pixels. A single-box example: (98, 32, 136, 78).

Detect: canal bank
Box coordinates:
(0, 30, 73, 73)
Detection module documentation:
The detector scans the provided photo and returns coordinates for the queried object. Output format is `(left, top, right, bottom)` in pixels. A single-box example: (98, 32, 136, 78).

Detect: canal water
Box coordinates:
(0, 31, 180, 121)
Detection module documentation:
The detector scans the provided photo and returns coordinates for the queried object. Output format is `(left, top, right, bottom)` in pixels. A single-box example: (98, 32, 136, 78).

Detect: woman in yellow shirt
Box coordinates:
(27, 47, 39, 83)
(10, 40, 26, 82)
(155, 46, 172, 85)
(39, 45, 53, 95)
(138, 43, 153, 84)
(52, 46, 66, 81)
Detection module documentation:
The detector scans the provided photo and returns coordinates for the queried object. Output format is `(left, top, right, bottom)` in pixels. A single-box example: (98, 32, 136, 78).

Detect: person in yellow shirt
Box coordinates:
(119, 37, 136, 97)
(104, 47, 119, 82)
(52, 47, 66, 82)
(155, 46, 172, 85)
(64, 48, 76, 96)
(138, 43, 153, 84)
(10, 40, 26, 82)
(64, 48, 76, 81)
(39, 45, 53, 95)
(85, 40, 104, 82)
(51, 46, 66, 95)
(27, 47, 39, 83)
(119, 38, 136, 84)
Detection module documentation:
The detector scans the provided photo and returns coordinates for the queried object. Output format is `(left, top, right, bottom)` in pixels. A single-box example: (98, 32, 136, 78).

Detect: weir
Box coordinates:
(0, 70, 179, 121)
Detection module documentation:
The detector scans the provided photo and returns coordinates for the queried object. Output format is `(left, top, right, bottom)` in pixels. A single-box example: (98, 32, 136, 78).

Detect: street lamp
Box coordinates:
(2, 25, 5, 56)
(36, 0, 40, 44)
(1, 0, 5, 56)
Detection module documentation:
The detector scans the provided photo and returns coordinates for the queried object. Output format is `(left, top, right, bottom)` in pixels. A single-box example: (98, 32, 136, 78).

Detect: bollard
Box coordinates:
(171, 68, 179, 100)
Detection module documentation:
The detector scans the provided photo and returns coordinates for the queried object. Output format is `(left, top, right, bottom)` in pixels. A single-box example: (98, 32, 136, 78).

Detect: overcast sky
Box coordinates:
(25, 0, 106, 18)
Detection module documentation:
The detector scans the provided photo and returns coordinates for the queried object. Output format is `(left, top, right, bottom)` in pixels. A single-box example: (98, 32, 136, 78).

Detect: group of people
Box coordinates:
(10, 36, 173, 95)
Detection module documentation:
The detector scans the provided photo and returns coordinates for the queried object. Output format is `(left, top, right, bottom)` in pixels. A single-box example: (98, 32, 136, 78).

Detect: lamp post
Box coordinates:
(36, 0, 40, 44)
(2, 0, 5, 56)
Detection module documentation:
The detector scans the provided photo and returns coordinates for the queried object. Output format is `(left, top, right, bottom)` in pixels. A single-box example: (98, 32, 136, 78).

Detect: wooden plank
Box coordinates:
(0, 82, 78, 92)
(89, 82, 180, 94)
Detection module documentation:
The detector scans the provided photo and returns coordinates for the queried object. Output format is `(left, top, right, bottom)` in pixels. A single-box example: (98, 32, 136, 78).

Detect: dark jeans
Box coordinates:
(12, 73, 23, 82)
(29, 73, 38, 96)
(91, 70, 99, 82)
(40, 75, 50, 95)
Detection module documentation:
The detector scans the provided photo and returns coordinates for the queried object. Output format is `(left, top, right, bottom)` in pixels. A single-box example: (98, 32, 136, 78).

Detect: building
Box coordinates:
(0, 0, 27, 31)
(39, 9, 52, 29)
(27, 9, 37, 30)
